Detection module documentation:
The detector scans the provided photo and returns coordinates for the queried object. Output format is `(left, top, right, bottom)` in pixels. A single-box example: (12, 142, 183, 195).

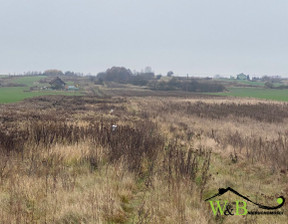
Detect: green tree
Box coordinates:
(265, 81, 273, 88)
(167, 71, 174, 77)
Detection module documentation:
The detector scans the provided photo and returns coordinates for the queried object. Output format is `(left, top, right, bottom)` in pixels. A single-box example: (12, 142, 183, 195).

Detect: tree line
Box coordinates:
(96, 67, 226, 92)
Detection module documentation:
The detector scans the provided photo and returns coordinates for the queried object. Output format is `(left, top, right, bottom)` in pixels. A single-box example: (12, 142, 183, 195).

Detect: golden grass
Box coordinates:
(0, 95, 287, 223)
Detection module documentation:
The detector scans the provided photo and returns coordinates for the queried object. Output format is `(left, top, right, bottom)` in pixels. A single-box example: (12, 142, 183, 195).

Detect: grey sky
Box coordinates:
(1, 0, 288, 76)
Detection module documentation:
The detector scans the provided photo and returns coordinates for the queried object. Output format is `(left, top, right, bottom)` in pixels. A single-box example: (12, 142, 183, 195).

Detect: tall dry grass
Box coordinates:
(0, 96, 214, 223)
(135, 97, 288, 223)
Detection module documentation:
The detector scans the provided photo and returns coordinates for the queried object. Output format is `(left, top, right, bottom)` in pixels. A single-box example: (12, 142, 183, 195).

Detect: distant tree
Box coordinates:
(43, 69, 64, 76)
(261, 75, 281, 83)
(64, 71, 78, 76)
(25, 71, 42, 76)
(168, 77, 181, 89)
(265, 81, 273, 88)
(167, 71, 174, 77)
(144, 66, 152, 73)
(94, 77, 104, 85)
(96, 66, 133, 83)
(88, 76, 97, 82)
(261, 76, 271, 82)
(252, 77, 260, 81)
(98, 78, 104, 85)
(156, 74, 162, 80)
(96, 72, 106, 80)
(236, 73, 247, 80)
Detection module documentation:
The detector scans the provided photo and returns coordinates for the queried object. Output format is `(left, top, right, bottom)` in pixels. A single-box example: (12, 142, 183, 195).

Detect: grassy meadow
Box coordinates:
(0, 87, 82, 104)
(213, 87, 288, 101)
(0, 76, 288, 223)
(0, 93, 287, 223)
(0, 76, 82, 103)
(2, 75, 288, 103)
(11, 75, 47, 87)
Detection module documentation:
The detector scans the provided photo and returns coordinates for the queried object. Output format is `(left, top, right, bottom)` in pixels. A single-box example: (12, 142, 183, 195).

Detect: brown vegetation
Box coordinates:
(0, 95, 287, 223)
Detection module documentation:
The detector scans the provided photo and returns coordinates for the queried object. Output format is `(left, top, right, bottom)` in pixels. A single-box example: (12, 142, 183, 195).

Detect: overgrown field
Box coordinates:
(0, 95, 287, 223)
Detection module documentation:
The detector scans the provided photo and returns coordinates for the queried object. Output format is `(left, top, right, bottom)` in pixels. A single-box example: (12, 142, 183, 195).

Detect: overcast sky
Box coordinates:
(1, 0, 288, 76)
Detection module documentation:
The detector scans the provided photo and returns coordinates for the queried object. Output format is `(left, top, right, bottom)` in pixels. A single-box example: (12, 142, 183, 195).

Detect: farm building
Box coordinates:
(49, 77, 66, 90)
(236, 73, 249, 80)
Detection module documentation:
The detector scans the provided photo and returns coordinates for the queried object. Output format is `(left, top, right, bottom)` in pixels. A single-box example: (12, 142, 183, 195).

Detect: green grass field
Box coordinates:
(2, 76, 288, 103)
(0, 76, 82, 103)
(217, 78, 283, 87)
(11, 75, 46, 87)
(0, 87, 82, 103)
(213, 87, 288, 101)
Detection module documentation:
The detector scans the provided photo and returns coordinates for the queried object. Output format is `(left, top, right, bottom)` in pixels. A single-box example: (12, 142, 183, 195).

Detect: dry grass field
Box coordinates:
(0, 93, 287, 223)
